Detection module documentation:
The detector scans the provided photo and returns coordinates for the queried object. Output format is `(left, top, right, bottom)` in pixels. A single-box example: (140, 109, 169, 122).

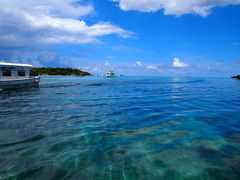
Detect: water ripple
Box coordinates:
(0, 76, 240, 179)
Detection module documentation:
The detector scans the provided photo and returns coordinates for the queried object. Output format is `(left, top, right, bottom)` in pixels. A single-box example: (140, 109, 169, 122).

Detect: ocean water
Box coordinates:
(0, 76, 240, 180)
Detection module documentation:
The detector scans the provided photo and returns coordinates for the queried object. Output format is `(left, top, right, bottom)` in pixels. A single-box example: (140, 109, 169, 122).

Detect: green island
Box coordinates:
(30, 67, 91, 76)
(232, 75, 240, 79)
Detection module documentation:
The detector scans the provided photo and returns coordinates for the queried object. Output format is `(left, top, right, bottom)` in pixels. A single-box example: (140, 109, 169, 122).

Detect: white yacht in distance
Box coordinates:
(0, 62, 40, 89)
(103, 70, 116, 78)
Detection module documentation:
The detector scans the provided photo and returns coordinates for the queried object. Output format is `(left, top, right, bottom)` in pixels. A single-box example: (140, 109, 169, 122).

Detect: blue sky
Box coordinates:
(0, 0, 240, 76)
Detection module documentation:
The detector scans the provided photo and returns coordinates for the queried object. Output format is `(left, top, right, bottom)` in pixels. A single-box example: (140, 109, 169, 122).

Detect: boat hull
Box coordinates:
(0, 77, 40, 89)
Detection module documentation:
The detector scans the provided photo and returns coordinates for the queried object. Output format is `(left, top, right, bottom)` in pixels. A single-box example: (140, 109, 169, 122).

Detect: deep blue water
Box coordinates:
(0, 76, 240, 179)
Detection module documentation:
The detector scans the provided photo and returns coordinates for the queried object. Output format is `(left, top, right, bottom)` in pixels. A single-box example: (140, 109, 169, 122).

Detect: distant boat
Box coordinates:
(103, 70, 116, 78)
(0, 62, 40, 89)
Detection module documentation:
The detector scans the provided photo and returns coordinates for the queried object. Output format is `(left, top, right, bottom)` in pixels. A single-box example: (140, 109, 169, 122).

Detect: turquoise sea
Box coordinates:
(0, 76, 240, 180)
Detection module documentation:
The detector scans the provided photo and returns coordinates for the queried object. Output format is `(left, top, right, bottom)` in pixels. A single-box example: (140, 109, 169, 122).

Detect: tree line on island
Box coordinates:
(232, 75, 240, 79)
(30, 67, 91, 76)
(30, 67, 239, 79)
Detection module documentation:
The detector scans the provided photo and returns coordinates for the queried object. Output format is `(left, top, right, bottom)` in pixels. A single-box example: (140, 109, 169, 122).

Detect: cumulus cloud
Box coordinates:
(0, 0, 132, 47)
(113, 0, 240, 16)
(136, 61, 143, 66)
(172, 57, 189, 68)
(146, 65, 158, 70)
(135, 61, 161, 71)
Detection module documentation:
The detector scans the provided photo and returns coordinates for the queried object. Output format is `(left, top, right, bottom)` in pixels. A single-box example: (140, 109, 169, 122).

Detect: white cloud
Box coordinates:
(146, 65, 158, 70)
(104, 56, 117, 59)
(136, 61, 161, 71)
(0, 0, 132, 47)
(104, 61, 111, 66)
(136, 61, 143, 66)
(172, 57, 189, 68)
(113, 0, 240, 16)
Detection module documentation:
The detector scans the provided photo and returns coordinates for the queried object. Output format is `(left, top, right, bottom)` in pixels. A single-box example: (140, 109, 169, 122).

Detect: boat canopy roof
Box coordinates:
(0, 62, 32, 67)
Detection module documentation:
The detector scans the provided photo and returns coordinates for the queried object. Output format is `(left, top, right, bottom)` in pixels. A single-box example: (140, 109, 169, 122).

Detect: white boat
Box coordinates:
(103, 70, 116, 78)
(0, 62, 40, 89)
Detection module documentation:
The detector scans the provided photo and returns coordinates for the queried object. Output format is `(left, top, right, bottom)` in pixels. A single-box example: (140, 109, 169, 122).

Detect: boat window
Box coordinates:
(2, 70, 11, 76)
(1, 66, 6, 71)
(17, 67, 24, 71)
(1, 66, 11, 76)
(18, 70, 26, 76)
(12, 66, 17, 71)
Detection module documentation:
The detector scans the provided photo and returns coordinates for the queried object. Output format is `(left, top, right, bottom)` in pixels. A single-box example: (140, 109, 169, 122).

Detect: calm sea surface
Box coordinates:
(0, 76, 240, 179)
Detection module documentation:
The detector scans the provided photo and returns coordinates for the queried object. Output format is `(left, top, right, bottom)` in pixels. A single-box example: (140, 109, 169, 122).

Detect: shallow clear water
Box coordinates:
(0, 76, 240, 179)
